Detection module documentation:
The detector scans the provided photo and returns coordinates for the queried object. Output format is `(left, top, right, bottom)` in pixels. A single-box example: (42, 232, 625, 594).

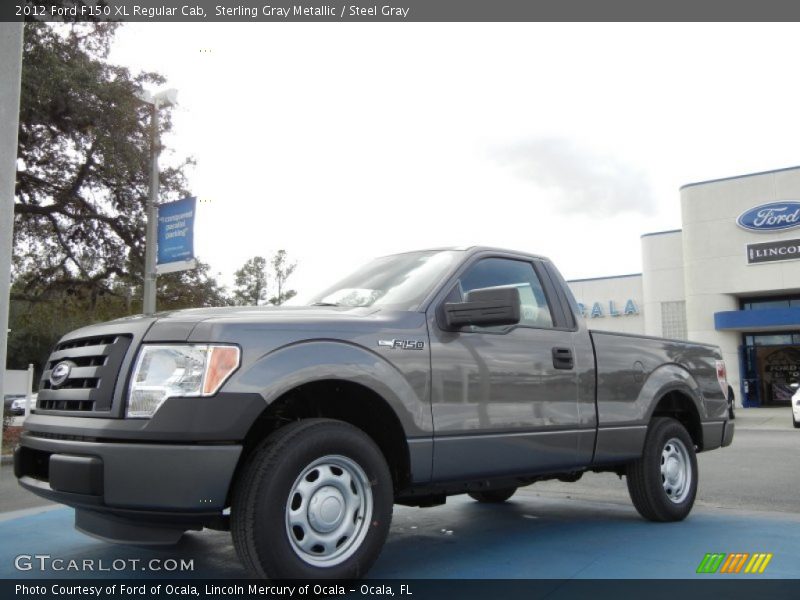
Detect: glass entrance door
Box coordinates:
(742, 332, 800, 407)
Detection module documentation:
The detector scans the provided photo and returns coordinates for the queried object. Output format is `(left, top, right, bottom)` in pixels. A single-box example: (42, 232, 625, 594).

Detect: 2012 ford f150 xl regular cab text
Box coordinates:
(15, 247, 734, 579)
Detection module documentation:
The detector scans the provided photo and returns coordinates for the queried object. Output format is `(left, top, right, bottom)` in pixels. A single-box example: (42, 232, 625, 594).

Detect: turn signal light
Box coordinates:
(203, 346, 241, 395)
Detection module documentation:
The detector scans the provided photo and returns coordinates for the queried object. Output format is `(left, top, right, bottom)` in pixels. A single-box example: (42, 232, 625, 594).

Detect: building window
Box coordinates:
(661, 301, 687, 340)
(744, 333, 800, 346)
(741, 296, 800, 310)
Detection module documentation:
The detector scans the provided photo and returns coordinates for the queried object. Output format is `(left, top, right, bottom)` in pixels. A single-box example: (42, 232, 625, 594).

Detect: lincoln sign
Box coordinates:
(746, 238, 800, 265)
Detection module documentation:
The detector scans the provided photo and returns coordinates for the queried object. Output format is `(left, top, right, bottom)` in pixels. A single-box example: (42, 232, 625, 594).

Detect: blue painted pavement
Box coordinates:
(1, 492, 798, 579)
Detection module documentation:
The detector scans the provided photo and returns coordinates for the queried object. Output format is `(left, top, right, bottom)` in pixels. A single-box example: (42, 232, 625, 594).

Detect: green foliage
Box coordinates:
(8, 23, 229, 372)
(15, 23, 176, 297)
(232, 251, 298, 307)
(232, 256, 268, 306)
(157, 261, 232, 310)
(6, 258, 230, 377)
(268, 250, 297, 306)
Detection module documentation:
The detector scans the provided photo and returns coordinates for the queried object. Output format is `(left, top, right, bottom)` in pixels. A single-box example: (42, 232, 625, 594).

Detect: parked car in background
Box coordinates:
(792, 385, 800, 429)
(4, 394, 36, 417)
(3, 394, 26, 417)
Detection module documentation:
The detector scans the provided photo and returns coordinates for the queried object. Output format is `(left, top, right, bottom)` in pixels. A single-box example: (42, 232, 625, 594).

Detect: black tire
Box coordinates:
(231, 418, 393, 579)
(468, 488, 517, 503)
(626, 417, 698, 522)
(793, 414, 800, 429)
(727, 386, 736, 420)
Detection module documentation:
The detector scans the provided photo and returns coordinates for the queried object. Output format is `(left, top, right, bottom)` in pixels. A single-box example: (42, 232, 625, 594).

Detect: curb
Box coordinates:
(1, 455, 13, 466)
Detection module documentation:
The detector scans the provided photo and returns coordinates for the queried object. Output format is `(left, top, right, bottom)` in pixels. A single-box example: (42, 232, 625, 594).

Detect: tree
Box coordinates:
(13, 23, 197, 304)
(268, 250, 297, 306)
(6, 258, 230, 378)
(8, 23, 229, 374)
(232, 257, 268, 306)
(231, 251, 298, 307)
(157, 261, 231, 310)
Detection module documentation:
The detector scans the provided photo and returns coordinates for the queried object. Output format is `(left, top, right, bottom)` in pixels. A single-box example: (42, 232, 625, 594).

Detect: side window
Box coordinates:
(456, 258, 555, 330)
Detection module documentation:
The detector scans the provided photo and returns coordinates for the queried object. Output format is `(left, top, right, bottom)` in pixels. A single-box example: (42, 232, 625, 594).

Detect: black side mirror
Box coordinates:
(444, 287, 521, 329)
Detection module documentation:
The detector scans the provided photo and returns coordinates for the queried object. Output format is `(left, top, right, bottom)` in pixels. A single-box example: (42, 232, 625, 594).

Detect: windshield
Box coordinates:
(308, 250, 463, 310)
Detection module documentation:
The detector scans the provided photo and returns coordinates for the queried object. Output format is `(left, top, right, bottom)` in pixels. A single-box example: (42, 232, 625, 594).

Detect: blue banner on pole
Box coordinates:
(156, 196, 197, 273)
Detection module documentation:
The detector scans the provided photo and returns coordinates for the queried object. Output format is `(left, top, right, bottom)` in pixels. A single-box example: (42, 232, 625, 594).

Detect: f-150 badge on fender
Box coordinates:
(378, 339, 425, 350)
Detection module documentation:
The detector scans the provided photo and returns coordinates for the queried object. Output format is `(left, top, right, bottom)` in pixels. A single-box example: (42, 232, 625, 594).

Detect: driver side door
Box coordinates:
(428, 255, 582, 481)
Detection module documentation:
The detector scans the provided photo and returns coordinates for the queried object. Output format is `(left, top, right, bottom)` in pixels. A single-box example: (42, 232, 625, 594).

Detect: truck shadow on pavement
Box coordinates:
(1, 493, 798, 579)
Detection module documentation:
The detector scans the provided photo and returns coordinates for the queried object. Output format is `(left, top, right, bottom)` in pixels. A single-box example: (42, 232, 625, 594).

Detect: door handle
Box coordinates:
(552, 347, 574, 370)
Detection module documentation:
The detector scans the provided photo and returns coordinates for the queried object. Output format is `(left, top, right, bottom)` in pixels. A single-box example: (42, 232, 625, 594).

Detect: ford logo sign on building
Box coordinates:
(736, 201, 800, 232)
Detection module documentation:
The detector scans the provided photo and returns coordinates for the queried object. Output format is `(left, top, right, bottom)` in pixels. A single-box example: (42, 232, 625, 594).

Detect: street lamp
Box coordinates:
(135, 88, 178, 315)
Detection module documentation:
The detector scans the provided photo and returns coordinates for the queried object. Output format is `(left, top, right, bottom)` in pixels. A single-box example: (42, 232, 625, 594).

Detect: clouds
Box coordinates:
(492, 138, 656, 216)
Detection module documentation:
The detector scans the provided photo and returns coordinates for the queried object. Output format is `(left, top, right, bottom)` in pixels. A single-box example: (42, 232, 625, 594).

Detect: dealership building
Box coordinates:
(567, 166, 800, 409)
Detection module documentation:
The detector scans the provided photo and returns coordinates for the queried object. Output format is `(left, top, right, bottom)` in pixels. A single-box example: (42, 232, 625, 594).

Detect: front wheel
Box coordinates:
(626, 417, 698, 522)
(793, 413, 800, 429)
(231, 419, 393, 579)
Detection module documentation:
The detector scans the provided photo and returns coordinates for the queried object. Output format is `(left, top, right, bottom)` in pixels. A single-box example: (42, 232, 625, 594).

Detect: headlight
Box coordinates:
(11, 398, 25, 410)
(127, 344, 241, 418)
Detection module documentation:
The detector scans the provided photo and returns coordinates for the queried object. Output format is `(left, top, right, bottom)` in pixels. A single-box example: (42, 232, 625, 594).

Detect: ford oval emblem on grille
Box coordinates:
(49, 361, 72, 387)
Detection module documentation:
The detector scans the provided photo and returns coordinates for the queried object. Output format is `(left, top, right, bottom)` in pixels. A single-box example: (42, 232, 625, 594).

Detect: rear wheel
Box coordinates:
(231, 419, 393, 579)
(626, 417, 698, 522)
(727, 386, 736, 420)
(468, 487, 517, 503)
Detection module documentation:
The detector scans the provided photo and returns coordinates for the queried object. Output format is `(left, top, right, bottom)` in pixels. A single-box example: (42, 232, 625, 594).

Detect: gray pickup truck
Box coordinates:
(15, 247, 734, 579)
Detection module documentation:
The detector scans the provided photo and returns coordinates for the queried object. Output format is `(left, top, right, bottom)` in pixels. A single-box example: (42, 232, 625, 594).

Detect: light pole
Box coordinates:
(136, 88, 177, 315)
(0, 22, 24, 456)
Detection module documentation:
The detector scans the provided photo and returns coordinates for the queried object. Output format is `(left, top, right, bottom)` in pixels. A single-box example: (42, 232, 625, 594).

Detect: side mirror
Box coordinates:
(444, 287, 521, 329)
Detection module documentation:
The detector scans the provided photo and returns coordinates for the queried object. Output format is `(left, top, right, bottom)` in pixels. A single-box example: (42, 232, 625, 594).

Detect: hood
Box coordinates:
(140, 303, 409, 342)
(150, 304, 381, 321)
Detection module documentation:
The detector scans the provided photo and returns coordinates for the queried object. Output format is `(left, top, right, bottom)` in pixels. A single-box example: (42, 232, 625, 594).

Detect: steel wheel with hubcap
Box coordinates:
(285, 455, 373, 567)
(660, 437, 692, 504)
(231, 419, 393, 579)
(626, 417, 698, 522)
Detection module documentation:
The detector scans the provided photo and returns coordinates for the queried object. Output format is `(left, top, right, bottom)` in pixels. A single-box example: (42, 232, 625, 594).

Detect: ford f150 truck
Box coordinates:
(15, 247, 734, 579)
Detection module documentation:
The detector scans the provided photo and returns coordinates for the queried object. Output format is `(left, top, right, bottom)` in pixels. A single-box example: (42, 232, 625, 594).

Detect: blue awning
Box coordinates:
(714, 307, 800, 332)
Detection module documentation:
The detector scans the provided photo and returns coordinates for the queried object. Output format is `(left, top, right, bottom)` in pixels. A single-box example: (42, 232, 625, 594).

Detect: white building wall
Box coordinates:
(641, 230, 686, 338)
(567, 275, 645, 335)
(3, 370, 29, 395)
(681, 166, 800, 392)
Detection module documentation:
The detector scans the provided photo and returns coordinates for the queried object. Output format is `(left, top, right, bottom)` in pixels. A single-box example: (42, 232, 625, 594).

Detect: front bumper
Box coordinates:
(15, 433, 241, 543)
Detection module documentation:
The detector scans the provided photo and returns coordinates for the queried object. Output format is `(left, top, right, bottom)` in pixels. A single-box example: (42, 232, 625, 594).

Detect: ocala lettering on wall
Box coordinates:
(576, 300, 639, 318)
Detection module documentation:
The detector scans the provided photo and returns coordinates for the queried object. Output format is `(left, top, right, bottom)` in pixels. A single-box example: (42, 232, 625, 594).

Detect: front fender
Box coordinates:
(226, 340, 432, 437)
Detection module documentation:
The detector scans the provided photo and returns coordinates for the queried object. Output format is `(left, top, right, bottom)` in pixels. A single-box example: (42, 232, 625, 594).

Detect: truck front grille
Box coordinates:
(37, 334, 132, 414)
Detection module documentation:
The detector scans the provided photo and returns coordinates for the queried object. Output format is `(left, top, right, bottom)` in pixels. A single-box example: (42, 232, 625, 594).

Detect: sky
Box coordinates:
(109, 22, 800, 303)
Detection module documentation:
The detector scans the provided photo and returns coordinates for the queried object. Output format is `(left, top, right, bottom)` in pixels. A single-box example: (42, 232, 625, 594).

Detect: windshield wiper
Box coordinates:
(310, 302, 340, 307)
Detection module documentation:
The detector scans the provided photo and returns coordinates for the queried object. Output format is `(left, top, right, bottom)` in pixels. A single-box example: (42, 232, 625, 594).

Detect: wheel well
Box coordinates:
(237, 380, 412, 494)
(651, 391, 703, 449)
